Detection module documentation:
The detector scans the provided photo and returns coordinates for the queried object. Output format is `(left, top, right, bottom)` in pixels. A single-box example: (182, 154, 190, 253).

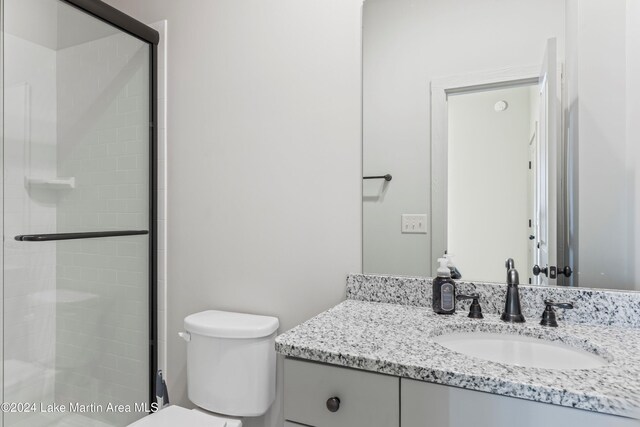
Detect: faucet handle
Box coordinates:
(544, 300, 574, 309)
(456, 293, 483, 319)
(505, 258, 515, 270)
(540, 300, 574, 327)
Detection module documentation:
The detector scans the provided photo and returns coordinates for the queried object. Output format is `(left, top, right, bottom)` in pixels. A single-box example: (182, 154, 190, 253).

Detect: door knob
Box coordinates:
(558, 266, 572, 277)
(532, 265, 547, 276)
(533, 265, 557, 279)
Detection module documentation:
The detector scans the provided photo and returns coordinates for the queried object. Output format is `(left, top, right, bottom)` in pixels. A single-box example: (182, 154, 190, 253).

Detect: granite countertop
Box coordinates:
(275, 299, 640, 418)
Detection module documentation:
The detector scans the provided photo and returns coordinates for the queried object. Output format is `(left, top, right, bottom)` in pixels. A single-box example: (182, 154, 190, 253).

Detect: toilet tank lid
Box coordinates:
(184, 310, 279, 339)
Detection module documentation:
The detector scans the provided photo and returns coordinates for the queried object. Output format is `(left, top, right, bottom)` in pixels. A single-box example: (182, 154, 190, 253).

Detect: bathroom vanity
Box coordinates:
(276, 275, 640, 427)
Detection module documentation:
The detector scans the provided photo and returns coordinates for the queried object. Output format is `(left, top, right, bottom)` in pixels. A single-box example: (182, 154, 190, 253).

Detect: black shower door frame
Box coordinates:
(60, 0, 159, 408)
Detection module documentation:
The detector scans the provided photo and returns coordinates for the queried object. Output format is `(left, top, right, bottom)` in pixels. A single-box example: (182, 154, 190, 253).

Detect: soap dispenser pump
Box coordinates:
(443, 253, 462, 279)
(433, 258, 456, 315)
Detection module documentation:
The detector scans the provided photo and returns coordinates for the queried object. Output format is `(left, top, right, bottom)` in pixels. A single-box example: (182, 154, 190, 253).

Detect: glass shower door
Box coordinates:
(3, 1, 153, 426)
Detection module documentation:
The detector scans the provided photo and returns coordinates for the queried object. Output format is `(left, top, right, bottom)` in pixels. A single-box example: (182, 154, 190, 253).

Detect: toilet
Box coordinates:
(129, 310, 279, 426)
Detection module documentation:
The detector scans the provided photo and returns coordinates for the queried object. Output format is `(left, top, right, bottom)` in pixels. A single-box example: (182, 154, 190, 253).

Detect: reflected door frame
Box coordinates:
(431, 66, 543, 280)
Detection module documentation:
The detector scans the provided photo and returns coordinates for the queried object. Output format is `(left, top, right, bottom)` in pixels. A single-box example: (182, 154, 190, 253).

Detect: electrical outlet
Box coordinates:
(401, 214, 427, 234)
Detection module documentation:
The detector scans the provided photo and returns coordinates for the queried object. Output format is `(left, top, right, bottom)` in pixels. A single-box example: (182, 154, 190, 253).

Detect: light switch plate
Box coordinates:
(401, 214, 427, 234)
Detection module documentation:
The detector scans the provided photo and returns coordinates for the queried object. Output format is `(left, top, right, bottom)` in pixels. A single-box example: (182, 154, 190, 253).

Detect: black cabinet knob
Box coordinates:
(326, 397, 340, 412)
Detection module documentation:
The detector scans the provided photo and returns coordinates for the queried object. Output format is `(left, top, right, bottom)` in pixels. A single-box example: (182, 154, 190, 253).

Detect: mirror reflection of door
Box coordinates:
(443, 42, 560, 285)
(447, 83, 540, 284)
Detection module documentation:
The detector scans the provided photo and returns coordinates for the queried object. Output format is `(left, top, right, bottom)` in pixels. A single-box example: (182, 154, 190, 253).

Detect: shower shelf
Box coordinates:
(25, 177, 76, 190)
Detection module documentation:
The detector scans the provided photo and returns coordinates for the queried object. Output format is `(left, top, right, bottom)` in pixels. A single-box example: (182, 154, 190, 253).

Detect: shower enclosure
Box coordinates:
(1, 0, 158, 426)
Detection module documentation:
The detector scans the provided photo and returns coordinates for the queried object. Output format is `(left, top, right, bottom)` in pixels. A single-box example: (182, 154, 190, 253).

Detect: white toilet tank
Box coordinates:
(182, 310, 279, 417)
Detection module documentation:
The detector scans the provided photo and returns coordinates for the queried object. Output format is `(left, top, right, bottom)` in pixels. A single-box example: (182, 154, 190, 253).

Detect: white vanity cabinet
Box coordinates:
(283, 359, 638, 427)
(283, 358, 400, 427)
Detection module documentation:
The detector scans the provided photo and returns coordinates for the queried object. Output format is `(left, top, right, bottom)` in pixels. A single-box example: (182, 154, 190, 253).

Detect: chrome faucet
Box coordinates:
(500, 258, 525, 323)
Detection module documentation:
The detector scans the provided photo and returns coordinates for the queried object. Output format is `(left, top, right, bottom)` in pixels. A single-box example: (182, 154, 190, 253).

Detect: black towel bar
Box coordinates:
(363, 174, 392, 182)
(15, 230, 149, 242)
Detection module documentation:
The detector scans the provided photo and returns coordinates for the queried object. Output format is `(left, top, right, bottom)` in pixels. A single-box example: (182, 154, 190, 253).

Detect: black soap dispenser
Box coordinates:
(433, 257, 456, 315)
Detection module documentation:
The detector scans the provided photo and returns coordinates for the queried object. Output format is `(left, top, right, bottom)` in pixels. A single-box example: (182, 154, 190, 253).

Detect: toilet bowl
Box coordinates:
(127, 310, 279, 426)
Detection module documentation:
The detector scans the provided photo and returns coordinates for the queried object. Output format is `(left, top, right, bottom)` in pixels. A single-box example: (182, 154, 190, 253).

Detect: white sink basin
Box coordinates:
(432, 332, 608, 370)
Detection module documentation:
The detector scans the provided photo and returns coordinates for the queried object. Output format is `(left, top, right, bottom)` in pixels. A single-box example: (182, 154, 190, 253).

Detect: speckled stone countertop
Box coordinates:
(346, 274, 640, 328)
(276, 299, 640, 418)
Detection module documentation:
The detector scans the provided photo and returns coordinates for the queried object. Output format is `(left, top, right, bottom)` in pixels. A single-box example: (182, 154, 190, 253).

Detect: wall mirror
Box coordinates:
(362, 0, 640, 291)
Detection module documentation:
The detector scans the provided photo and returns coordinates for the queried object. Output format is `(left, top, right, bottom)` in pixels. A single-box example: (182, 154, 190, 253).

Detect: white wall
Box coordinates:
(100, 2, 363, 427)
(447, 86, 532, 283)
(565, 0, 639, 290)
(629, 0, 640, 290)
(362, 0, 565, 277)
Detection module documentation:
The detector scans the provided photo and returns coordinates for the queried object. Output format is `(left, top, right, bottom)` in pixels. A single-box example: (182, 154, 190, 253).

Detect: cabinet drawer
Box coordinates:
(284, 358, 399, 427)
(401, 378, 638, 427)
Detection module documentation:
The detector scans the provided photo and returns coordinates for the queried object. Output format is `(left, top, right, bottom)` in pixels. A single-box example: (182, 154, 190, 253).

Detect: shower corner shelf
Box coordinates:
(25, 177, 76, 190)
